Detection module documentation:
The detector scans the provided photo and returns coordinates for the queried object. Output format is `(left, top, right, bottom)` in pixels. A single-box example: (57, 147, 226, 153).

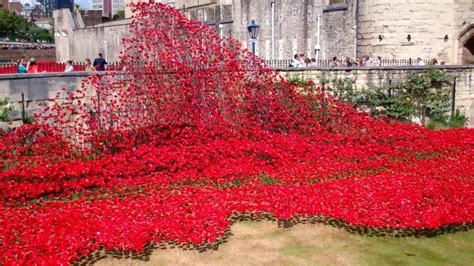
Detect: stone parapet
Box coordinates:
(278, 65, 474, 127)
(0, 66, 473, 127)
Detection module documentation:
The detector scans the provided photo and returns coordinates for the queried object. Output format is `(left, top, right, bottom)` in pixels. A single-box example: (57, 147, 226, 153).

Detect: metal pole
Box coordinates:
(252, 40, 256, 55)
(354, 0, 359, 60)
(103, 41, 108, 66)
(21, 92, 26, 123)
(451, 76, 457, 117)
(315, 14, 321, 64)
(219, 24, 224, 40)
(271, 0, 275, 60)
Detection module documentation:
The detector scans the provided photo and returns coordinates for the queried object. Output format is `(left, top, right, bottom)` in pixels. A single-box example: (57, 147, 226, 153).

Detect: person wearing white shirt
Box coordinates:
(65, 60, 74, 72)
(416, 58, 426, 66)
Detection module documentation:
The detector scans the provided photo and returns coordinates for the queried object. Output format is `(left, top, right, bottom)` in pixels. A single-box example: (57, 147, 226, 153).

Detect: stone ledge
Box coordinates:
(0, 71, 120, 81)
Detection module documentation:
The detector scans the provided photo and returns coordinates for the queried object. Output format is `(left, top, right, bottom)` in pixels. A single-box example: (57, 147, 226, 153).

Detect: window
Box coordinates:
(324, 0, 348, 12)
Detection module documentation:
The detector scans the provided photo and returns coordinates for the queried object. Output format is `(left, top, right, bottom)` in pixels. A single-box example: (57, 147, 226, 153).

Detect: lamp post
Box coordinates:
(103, 40, 108, 65)
(219, 24, 224, 40)
(315, 14, 321, 64)
(247, 20, 260, 55)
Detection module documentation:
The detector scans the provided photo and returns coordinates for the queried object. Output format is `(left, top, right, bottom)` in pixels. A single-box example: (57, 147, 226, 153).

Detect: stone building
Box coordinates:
(55, 0, 474, 64)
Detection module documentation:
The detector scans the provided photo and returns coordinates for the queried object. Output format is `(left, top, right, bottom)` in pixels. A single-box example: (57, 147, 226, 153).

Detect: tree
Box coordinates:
(114, 10, 125, 20)
(0, 9, 52, 42)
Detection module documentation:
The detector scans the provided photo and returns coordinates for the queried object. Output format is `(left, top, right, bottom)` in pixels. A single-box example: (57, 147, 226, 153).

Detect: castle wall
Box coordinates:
(71, 20, 130, 63)
(0, 49, 56, 62)
(180, 0, 357, 60)
(57, 1, 474, 63)
(54, 9, 130, 63)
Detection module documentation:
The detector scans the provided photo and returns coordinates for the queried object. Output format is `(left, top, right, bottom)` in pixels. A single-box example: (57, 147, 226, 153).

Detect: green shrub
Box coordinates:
(0, 98, 12, 122)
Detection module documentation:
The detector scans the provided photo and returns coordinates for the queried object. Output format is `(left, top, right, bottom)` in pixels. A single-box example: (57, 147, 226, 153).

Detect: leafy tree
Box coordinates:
(114, 10, 125, 20)
(0, 98, 12, 122)
(0, 9, 52, 42)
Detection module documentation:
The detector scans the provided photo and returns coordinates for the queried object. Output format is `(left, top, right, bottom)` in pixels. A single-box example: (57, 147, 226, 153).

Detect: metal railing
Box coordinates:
(263, 58, 434, 68)
(0, 58, 449, 75)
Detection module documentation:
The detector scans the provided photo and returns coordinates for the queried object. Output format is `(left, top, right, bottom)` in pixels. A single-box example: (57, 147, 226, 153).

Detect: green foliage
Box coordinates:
(326, 68, 461, 128)
(114, 10, 126, 20)
(0, 9, 52, 42)
(257, 172, 282, 185)
(0, 98, 12, 122)
(427, 109, 468, 130)
(285, 75, 309, 87)
(386, 68, 452, 125)
(330, 78, 365, 105)
(285, 69, 466, 129)
(448, 109, 469, 128)
(23, 116, 35, 124)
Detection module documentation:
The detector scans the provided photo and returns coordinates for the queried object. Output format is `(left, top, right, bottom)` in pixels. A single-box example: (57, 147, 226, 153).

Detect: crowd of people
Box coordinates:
(2, 43, 54, 50)
(14, 53, 108, 74)
(1, 40, 54, 50)
(289, 54, 446, 68)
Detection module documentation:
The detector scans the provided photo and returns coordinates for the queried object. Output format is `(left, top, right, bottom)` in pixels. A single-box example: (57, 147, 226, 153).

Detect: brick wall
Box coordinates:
(0, 49, 56, 63)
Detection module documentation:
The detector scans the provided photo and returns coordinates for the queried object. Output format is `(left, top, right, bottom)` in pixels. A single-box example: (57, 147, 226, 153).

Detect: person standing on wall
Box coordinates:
(64, 60, 74, 72)
(93, 53, 107, 71)
(27, 58, 39, 73)
(84, 58, 96, 72)
(17, 58, 28, 73)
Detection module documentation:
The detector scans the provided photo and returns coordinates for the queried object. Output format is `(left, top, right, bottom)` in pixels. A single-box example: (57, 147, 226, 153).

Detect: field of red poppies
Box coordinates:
(1, 2, 473, 265)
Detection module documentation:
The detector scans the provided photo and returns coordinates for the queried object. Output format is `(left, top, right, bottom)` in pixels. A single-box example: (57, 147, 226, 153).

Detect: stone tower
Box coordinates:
(357, 0, 474, 64)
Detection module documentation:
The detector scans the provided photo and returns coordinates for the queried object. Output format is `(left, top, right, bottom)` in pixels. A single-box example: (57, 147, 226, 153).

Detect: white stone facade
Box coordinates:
(357, 0, 474, 64)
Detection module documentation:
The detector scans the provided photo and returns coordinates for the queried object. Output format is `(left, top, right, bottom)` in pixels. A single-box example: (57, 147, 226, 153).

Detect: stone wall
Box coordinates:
(59, 1, 474, 64)
(0, 49, 56, 62)
(1, 66, 473, 128)
(0, 72, 93, 128)
(357, 0, 474, 64)
(278, 65, 474, 126)
(185, 0, 357, 60)
(93, 0, 359, 61)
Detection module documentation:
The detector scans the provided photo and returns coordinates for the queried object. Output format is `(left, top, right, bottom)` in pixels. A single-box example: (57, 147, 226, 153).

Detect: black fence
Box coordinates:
(264, 58, 434, 68)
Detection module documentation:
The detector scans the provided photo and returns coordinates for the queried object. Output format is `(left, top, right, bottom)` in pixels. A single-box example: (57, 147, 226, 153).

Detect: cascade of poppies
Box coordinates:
(0, 1, 473, 265)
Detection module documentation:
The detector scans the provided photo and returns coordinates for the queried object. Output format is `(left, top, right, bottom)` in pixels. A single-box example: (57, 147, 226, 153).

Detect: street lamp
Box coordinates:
(247, 20, 260, 55)
(103, 40, 108, 65)
(219, 24, 224, 40)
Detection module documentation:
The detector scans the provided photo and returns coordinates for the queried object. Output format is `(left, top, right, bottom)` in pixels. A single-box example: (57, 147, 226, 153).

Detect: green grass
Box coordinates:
(97, 222, 474, 266)
(277, 226, 474, 266)
(355, 233, 474, 266)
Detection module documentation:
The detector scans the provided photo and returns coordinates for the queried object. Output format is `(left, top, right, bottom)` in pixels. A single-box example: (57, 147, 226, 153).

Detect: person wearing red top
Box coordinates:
(27, 58, 39, 73)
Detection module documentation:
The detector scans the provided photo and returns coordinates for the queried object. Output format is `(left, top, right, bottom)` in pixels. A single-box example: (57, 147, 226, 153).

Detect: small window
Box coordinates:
(324, 0, 348, 12)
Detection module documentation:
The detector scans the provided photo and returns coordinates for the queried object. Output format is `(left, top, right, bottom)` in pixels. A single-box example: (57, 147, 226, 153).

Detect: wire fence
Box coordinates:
(263, 58, 434, 68)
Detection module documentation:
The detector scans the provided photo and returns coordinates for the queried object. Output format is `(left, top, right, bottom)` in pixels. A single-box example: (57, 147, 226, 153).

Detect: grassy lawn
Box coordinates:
(97, 222, 474, 266)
